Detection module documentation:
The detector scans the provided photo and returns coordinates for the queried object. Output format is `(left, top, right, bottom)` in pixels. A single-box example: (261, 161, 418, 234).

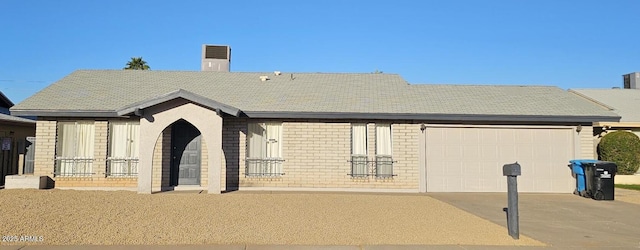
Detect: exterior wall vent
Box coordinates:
(201, 45, 231, 72)
(623, 72, 639, 89)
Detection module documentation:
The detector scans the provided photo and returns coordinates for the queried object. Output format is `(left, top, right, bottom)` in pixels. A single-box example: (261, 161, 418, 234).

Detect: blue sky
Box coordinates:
(1, 0, 639, 103)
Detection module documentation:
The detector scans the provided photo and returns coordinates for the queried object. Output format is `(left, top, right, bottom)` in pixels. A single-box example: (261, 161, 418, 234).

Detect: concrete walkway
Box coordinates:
(429, 191, 640, 249)
(615, 187, 640, 205)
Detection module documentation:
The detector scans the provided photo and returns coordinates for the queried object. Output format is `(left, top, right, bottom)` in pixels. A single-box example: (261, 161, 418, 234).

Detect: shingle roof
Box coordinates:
(570, 88, 640, 122)
(11, 70, 620, 122)
(406, 84, 615, 116)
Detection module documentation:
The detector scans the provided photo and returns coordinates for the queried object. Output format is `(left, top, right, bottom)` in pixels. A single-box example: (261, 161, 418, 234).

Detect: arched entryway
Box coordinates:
(137, 99, 222, 194)
(171, 120, 202, 186)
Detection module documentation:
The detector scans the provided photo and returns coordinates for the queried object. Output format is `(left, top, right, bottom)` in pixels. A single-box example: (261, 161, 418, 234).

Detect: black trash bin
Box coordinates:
(583, 161, 617, 200)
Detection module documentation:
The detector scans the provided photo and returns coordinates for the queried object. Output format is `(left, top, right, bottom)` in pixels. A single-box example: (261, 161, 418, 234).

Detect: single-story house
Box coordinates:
(0, 91, 36, 186)
(10, 69, 620, 194)
(570, 73, 640, 139)
(570, 72, 640, 175)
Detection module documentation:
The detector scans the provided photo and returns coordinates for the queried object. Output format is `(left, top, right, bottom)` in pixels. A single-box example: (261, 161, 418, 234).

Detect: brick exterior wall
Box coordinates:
(225, 119, 420, 191)
(34, 118, 141, 188)
(32, 116, 587, 192)
(221, 119, 243, 191)
(390, 123, 420, 188)
(152, 126, 171, 191)
(200, 139, 208, 187)
(579, 126, 595, 159)
(33, 120, 56, 177)
(55, 177, 137, 187)
(92, 121, 108, 178)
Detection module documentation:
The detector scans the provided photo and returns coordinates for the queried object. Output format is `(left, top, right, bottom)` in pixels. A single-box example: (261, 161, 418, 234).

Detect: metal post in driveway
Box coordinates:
(503, 162, 521, 240)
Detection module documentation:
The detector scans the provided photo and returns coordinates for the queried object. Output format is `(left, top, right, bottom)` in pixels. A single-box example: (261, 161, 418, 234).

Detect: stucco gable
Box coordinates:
(116, 89, 240, 117)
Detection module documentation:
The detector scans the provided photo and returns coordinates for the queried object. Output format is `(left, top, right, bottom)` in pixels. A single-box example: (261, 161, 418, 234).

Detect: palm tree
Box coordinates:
(123, 57, 150, 70)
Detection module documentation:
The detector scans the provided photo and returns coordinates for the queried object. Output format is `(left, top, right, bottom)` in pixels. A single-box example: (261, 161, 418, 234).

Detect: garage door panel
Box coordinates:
(462, 145, 481, 159)
(444, 145, 461, 159)
(532, 147, 548, 161)
(442, 161, 461, 175)
(480, 146, 499, 161)
(426, 127, 574, 193)
(516, 130, 533, 143)
(516, 147, 534, 161)
(480, 129, 498, 145)
(447, 129, 462, 143)
(498, 129, 515, 143)
(498, 146, 517, 162)
(465, 161, 484, 176)
(461, 129, 481, 144)
(519, 162, 573, 192)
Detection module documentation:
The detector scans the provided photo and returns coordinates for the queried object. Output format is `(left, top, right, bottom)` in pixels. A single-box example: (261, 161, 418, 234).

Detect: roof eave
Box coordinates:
(594, 121, 640, 128)
(0, 114, 36, 125)
(243, 111, 621, 123)
(9, 109, 120, 117)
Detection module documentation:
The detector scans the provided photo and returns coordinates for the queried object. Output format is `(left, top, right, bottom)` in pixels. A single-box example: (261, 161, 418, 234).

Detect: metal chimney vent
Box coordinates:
(624, 74, 631, 89)
(205, 45, 229, 59)
(622, 72, 639, 89)
(201, 44, 231, 72)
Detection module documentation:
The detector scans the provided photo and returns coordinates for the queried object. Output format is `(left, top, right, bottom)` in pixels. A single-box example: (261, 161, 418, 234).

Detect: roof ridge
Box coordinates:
(567, 90, 615, 110)
(73, 69, 401, 75)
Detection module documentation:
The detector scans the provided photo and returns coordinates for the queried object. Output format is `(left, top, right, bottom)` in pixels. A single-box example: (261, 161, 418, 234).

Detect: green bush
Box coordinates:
(598, 131, 640, 175)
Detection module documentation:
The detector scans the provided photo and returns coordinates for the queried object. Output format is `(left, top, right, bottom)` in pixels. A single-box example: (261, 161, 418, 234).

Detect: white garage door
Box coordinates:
(426, 127, 575, 193)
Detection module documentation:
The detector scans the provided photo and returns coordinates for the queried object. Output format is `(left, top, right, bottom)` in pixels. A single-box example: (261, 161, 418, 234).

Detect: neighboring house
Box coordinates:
(570, 73, 640, 139)
(0, 91, 36, 186)
(9, 46, 620, 194)
(570, 72, 640, 174)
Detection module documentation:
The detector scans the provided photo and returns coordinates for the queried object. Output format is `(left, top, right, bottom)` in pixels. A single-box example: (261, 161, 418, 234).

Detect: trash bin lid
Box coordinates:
(569, 159, 599, 164)
(594, 161, 618, 173)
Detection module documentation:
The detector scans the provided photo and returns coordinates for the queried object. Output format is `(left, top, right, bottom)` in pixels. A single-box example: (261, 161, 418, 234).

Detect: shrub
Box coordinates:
(598, 131, 640, 175)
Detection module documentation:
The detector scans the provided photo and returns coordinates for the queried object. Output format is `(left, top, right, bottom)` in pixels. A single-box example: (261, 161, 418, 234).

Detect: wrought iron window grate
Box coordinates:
(375, 155, 396, 178)
(348, 156, 397, 178)
(245, 158, 285, 177)
(349, 155, 369, 178)
(106, 157, 139, 177)
(54, 157, 95, 177)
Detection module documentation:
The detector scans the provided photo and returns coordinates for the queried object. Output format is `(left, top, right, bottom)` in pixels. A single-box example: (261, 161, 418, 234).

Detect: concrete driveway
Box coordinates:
(429, 191, 640, 249)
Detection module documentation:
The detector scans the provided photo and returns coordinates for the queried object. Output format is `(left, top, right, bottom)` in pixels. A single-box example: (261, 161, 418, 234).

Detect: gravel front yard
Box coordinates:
(0, 189, 543, 246)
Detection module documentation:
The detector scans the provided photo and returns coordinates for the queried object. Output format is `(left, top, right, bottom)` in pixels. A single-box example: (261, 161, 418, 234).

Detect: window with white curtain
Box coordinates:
(246, 122, 284, 177)
(107, 121, 140, 177)
(375, 124, 394, 178)
(56, 121, 95, 176)
(350, 123, 368, 177)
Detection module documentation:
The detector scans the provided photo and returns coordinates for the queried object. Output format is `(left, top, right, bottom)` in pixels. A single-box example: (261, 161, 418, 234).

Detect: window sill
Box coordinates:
(106, 175, 138, 179)
(349, 175, 396, 181)
(54, 176, 94, 180)
(244, 175, 285, 181)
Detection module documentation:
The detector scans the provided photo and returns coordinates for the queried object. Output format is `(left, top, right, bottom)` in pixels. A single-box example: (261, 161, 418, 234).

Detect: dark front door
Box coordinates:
(171, 121, 201, 186)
